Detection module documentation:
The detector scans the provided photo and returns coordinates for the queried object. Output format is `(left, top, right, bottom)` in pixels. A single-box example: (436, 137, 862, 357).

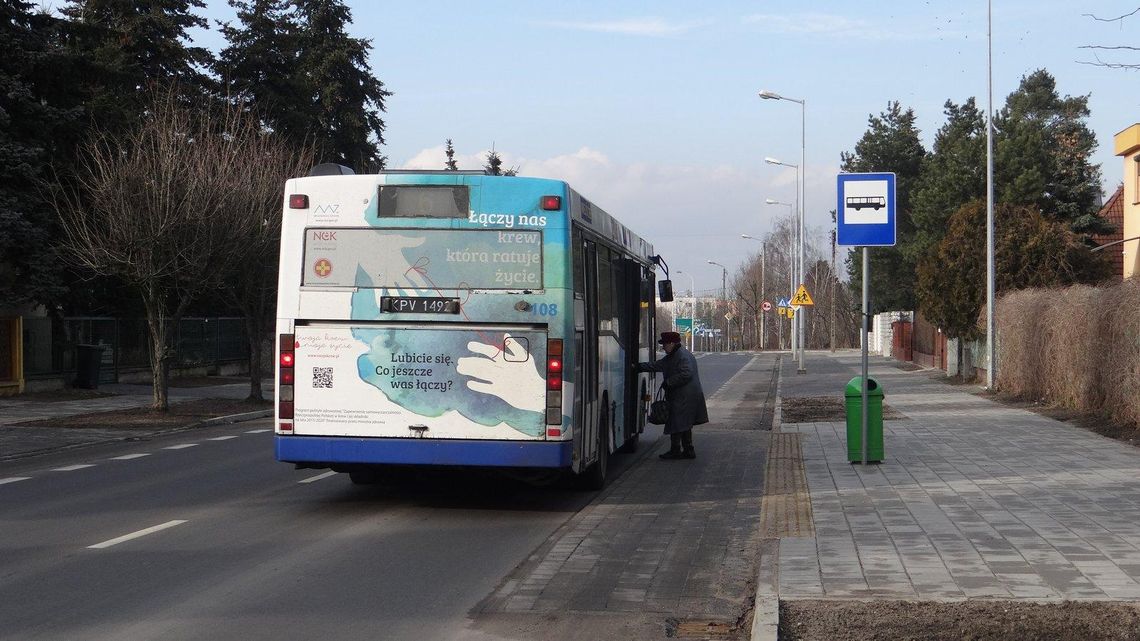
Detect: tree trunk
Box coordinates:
(246, 317, 265, 402)
(143, 294, 171, 411)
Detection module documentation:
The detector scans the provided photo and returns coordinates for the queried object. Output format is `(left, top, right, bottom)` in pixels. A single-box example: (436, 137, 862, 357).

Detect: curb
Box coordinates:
(751, 354, 784, 641)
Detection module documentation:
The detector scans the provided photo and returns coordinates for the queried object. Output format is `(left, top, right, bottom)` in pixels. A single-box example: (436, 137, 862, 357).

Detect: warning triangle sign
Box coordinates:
(791, 284, 814, 306)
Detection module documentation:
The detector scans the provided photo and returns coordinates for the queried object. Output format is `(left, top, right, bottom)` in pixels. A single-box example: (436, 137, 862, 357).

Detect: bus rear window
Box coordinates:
(303, 228, 542, 290)
(377, 185, 468, 218)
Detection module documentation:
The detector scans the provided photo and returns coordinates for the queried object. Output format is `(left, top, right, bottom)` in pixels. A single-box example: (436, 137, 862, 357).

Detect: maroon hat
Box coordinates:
(658, 331, 682, 345)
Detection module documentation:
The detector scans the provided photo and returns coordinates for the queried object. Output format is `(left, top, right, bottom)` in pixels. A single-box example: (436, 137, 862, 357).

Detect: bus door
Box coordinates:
(620, 259, 647, 440)
(578, 239, 600, 467)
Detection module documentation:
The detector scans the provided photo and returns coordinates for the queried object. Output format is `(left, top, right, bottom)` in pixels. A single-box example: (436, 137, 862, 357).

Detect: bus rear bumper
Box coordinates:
(275, 435, 573, 468)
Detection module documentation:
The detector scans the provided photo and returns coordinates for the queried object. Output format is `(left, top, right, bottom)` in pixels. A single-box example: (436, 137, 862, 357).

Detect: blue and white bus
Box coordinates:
(274, 166, 667, 488)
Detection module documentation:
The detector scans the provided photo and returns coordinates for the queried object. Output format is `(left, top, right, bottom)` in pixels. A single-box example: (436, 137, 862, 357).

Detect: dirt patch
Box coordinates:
(781, 396, 906, 423)
(12, 398, 271, 430)
(168, 376, 255, 388)
(780, 600, 1140, 641)
(4, 388, 117, 403)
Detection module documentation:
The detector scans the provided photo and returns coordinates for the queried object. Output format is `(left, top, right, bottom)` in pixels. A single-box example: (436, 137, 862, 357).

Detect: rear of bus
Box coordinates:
(275, 172, 574, 474)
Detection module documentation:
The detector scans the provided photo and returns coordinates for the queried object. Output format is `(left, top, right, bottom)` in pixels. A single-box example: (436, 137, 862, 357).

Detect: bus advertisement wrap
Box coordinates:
(292, 325, 550, 440)
(303, 228, 543, 290)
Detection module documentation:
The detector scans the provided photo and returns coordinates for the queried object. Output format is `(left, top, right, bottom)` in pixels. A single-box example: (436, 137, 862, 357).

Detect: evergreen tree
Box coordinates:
(917, 201, 1110, 341)
(842, 101, 927, 312)
(995, 69, 1106, 235)
(216, 0, 309, 141)
(485, 148, 504, 175)
(909, 98, 987, 262)
(295, 0, 391, 172)
(0, 2, 80, 308)
(444, 138, 458, 170)
(61, 0, 214, 133)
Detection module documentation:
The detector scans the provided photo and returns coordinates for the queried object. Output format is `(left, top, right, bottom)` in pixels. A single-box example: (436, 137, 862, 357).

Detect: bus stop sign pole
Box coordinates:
(861, 247, 869, 465)
(837, 172, 896, 467)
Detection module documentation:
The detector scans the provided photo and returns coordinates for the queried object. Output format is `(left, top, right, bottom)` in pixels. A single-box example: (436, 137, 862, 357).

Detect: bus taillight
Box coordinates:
(279, 333, 295, 424)
(289, 194, 309, 209)
(546, 339, 564, 429)
(540, 195, 562, 211)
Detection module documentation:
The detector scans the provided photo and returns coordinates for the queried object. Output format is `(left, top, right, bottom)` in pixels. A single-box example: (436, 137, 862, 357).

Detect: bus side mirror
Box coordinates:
(658, 280, 674, 303)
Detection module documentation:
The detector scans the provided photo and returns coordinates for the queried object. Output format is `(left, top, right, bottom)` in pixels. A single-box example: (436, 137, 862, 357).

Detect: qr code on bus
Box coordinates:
(312, 367, 333, 389)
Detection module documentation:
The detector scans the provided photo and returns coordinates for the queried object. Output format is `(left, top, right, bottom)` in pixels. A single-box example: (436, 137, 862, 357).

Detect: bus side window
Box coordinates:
(597, 247, 614, 334)
(573, 228, 584, 298)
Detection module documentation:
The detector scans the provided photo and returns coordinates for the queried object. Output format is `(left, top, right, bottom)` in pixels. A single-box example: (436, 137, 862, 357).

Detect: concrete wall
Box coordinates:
(867, 311, 911, 355)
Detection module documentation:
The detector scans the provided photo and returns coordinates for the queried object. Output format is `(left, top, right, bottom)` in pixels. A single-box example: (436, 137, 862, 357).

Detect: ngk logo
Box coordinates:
(314, 204, 340, 214)
(311, 230, 337, 241)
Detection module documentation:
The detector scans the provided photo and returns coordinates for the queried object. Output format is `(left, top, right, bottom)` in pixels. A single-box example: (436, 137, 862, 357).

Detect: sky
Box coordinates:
(195, 0, 1140, 297)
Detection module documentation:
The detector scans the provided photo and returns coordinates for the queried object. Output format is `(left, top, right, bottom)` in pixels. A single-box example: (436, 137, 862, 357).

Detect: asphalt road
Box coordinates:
(0, 351, 754, 640)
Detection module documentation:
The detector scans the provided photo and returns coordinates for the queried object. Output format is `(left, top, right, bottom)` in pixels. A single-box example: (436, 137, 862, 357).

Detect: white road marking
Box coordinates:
(206, 436, 239, 441)
(163, 444, 198, 450)
(0, 477, 31, 485)
(51, 464, 96, 472)
(245, 428, 272, 434)
(87, 520, 188, 549)
(298, 471, 338, 484)
(111, 453, 151, 460)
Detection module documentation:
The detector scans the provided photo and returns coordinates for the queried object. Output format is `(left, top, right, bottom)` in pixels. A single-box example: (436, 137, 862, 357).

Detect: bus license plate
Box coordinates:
(381, 296, 461, 314)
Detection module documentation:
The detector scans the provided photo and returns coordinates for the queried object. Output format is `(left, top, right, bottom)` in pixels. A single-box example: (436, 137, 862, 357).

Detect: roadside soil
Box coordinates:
(4, 388, 116, 403)
(12, 398, 271, 430)
(780, 600, 1140, 641)
(781, 396, 906, 423)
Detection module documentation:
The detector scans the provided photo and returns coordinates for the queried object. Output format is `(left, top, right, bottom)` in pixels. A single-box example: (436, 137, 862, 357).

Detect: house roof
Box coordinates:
(1093, 184, 1125, 278)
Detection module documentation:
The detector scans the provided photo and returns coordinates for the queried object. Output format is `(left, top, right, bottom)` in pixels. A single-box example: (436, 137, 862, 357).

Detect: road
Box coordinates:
(0, 352, 761, 640)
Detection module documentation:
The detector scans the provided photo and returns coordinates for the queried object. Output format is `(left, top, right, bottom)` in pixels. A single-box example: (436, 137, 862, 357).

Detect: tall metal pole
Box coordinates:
(798, 99, 807, 373)
(861, 247, 870, 465)
(760, 245, 766, 350)
(985, 0, 996, 388)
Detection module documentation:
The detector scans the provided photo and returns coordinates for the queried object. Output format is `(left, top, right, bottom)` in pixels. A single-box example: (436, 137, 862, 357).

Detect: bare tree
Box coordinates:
(56, 89, 270, 410)
(1079, 8, 1140, 69)
(213, 103, 315, 401)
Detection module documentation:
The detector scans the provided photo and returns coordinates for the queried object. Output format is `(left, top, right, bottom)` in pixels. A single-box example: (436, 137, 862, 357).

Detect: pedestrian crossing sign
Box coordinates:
(792, 285, 814, 306)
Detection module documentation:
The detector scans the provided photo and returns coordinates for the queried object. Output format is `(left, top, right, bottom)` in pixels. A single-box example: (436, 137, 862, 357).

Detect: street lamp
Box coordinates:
(675, 269, 697, 352)
(741, 234, 767, 350)
(763, 162, 799, 360)
(760, 89, 807, 374)
(707, 260, 728, 352)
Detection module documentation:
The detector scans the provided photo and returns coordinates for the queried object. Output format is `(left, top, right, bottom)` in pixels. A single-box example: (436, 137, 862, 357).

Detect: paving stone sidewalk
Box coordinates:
(772, 351, 1140, 601)
(474, 355, 776, 628)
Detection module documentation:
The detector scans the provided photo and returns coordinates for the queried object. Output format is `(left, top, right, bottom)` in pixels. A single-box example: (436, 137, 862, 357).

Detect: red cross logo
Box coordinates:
(313, 258, 332, 278)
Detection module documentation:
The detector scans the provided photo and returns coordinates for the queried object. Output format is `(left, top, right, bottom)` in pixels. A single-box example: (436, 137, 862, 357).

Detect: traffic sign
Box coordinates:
(776, 297, 791, 308)
(786, 308, 795, 319)
(761, 301, 772, 312)
(792, 285, 814, 306)
(837, 172, 896, 247)
(676, 318, 692, 335)
(778, 307, 786, 317)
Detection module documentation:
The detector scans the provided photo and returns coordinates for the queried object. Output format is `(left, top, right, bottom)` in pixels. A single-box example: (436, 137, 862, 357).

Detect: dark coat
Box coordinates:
(638, 346, 708, 434)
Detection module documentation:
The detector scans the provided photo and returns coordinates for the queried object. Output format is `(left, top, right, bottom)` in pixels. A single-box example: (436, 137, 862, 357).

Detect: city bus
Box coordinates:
(274, 165, 668, 489)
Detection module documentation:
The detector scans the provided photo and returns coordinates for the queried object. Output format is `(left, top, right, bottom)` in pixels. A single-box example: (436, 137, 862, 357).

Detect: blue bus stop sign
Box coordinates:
(837, 172, 896, 247)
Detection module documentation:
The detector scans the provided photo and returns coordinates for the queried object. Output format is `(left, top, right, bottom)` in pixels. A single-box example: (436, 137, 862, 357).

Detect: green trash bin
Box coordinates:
(844, 376, 884, 463)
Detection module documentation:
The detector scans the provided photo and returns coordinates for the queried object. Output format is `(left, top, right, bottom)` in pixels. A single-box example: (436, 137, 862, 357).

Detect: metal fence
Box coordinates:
(23, 317, 249, 382)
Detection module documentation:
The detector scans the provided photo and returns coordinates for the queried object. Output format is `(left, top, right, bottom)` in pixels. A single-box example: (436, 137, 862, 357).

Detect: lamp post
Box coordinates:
(676, 270, 697, 352)
(707, 260, 728, 352)
(760, 89, 807, 374)
(766, 161, 802, 362)
(741, 234, 767, 350)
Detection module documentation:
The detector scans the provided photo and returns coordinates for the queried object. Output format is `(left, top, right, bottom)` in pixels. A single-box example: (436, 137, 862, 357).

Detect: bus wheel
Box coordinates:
(581, 402, 610, 491)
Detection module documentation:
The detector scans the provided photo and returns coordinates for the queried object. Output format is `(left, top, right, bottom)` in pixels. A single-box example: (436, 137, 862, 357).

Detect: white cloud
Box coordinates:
(395, 144, 840, 289)
(540, 17, 706, 37)
(743, 12, 967, 42)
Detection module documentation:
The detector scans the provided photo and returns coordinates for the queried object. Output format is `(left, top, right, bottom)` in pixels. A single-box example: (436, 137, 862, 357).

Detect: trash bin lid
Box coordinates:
(845, 376, 883, 397)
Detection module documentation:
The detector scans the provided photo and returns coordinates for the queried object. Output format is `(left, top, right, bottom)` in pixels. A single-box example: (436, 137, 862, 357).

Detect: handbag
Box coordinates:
(647, 386, 669, 425)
